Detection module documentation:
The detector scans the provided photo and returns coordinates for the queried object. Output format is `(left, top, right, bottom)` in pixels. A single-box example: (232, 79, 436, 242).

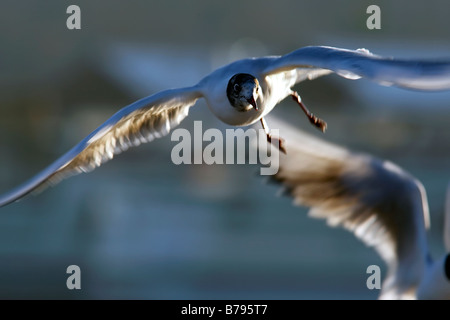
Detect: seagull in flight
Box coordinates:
(2, 45, 450, 207)
(269, 118, 450, 300)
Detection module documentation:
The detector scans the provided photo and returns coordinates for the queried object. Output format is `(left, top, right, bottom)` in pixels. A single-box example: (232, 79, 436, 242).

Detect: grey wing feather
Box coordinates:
(263, 46, 450, 91)
(0, 86, 203, 207)
(266, 117, 430, 298)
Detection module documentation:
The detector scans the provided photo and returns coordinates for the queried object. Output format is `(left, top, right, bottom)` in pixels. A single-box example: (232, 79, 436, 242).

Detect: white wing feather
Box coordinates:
(266, 117, 430, 299)
(0, 86, 203, 207)
(264, 46, 450, 91)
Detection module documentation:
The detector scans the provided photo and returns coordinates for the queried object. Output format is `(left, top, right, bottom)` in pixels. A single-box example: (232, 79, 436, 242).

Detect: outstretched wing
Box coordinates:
(263, 46, 450, 91)
(0, 86, 203, 207)
(267, 117, 430, 299)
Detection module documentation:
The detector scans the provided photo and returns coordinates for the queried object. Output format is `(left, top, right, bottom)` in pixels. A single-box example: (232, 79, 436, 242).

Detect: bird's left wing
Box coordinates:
(0, 86, 203, 207)
(263, 46, 450, 91)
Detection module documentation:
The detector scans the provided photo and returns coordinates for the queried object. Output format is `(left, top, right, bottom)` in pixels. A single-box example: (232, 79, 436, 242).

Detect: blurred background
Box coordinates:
(0, 0, 450, 299)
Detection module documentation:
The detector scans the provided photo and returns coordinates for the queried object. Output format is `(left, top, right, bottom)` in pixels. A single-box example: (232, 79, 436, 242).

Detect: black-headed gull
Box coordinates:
(2, 45, 450, 207)
(270, 118, 450, 300)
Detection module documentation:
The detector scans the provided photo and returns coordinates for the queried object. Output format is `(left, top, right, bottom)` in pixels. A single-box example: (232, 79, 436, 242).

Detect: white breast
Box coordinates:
(199, 61, 298, 127)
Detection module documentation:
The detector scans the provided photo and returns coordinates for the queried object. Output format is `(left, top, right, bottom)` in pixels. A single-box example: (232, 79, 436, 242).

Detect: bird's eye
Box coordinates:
(234, 83, 240, 91)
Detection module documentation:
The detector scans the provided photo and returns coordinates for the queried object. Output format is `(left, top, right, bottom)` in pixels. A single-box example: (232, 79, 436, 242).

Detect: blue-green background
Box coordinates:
(0, 0, 449, 299)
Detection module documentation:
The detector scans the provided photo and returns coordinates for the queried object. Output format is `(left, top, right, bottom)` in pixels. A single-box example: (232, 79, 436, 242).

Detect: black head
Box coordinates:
(226, 73, 260, 112)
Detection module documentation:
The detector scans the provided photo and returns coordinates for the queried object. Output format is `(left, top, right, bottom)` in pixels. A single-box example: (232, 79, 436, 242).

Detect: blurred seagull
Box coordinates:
(269, 118, 450, 300)
(2, 45, 450, 207)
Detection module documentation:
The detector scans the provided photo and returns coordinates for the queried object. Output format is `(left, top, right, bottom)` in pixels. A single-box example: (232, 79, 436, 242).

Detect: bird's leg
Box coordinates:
(291, 91, 327, 132)
(260, 117, 287, 154)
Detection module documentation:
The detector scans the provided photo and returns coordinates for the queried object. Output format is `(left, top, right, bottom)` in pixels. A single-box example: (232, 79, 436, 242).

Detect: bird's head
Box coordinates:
(226, 73, 261, 112)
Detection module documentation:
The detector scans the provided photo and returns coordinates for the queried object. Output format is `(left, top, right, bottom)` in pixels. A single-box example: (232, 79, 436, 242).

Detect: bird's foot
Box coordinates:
(267, 134, 287, 154)
(308, 114, 327, 132)
(291, 92, 327, 133)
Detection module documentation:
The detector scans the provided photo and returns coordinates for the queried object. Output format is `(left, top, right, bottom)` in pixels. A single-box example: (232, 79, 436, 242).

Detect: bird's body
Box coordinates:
(268, 117, 450, 299)
(2, 45, 450, 207)
(198, 57, 300, 126)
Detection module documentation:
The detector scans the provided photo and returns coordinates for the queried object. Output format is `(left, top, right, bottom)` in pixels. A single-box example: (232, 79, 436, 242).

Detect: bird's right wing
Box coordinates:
(0, 86, 203, 207)
(263, 46, 450, 91)
(266, 117, 431, 299)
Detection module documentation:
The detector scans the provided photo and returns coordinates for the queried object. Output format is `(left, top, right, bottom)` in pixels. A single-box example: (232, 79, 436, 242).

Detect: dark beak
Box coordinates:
(247, 97, 258, 111)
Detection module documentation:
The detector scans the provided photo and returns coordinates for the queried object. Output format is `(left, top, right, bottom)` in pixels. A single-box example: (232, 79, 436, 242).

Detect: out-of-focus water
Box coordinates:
(0, 1, 449, 299)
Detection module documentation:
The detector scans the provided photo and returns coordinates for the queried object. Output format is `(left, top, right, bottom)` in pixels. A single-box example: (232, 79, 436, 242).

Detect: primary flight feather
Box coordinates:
(268, 116, 450, 300)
